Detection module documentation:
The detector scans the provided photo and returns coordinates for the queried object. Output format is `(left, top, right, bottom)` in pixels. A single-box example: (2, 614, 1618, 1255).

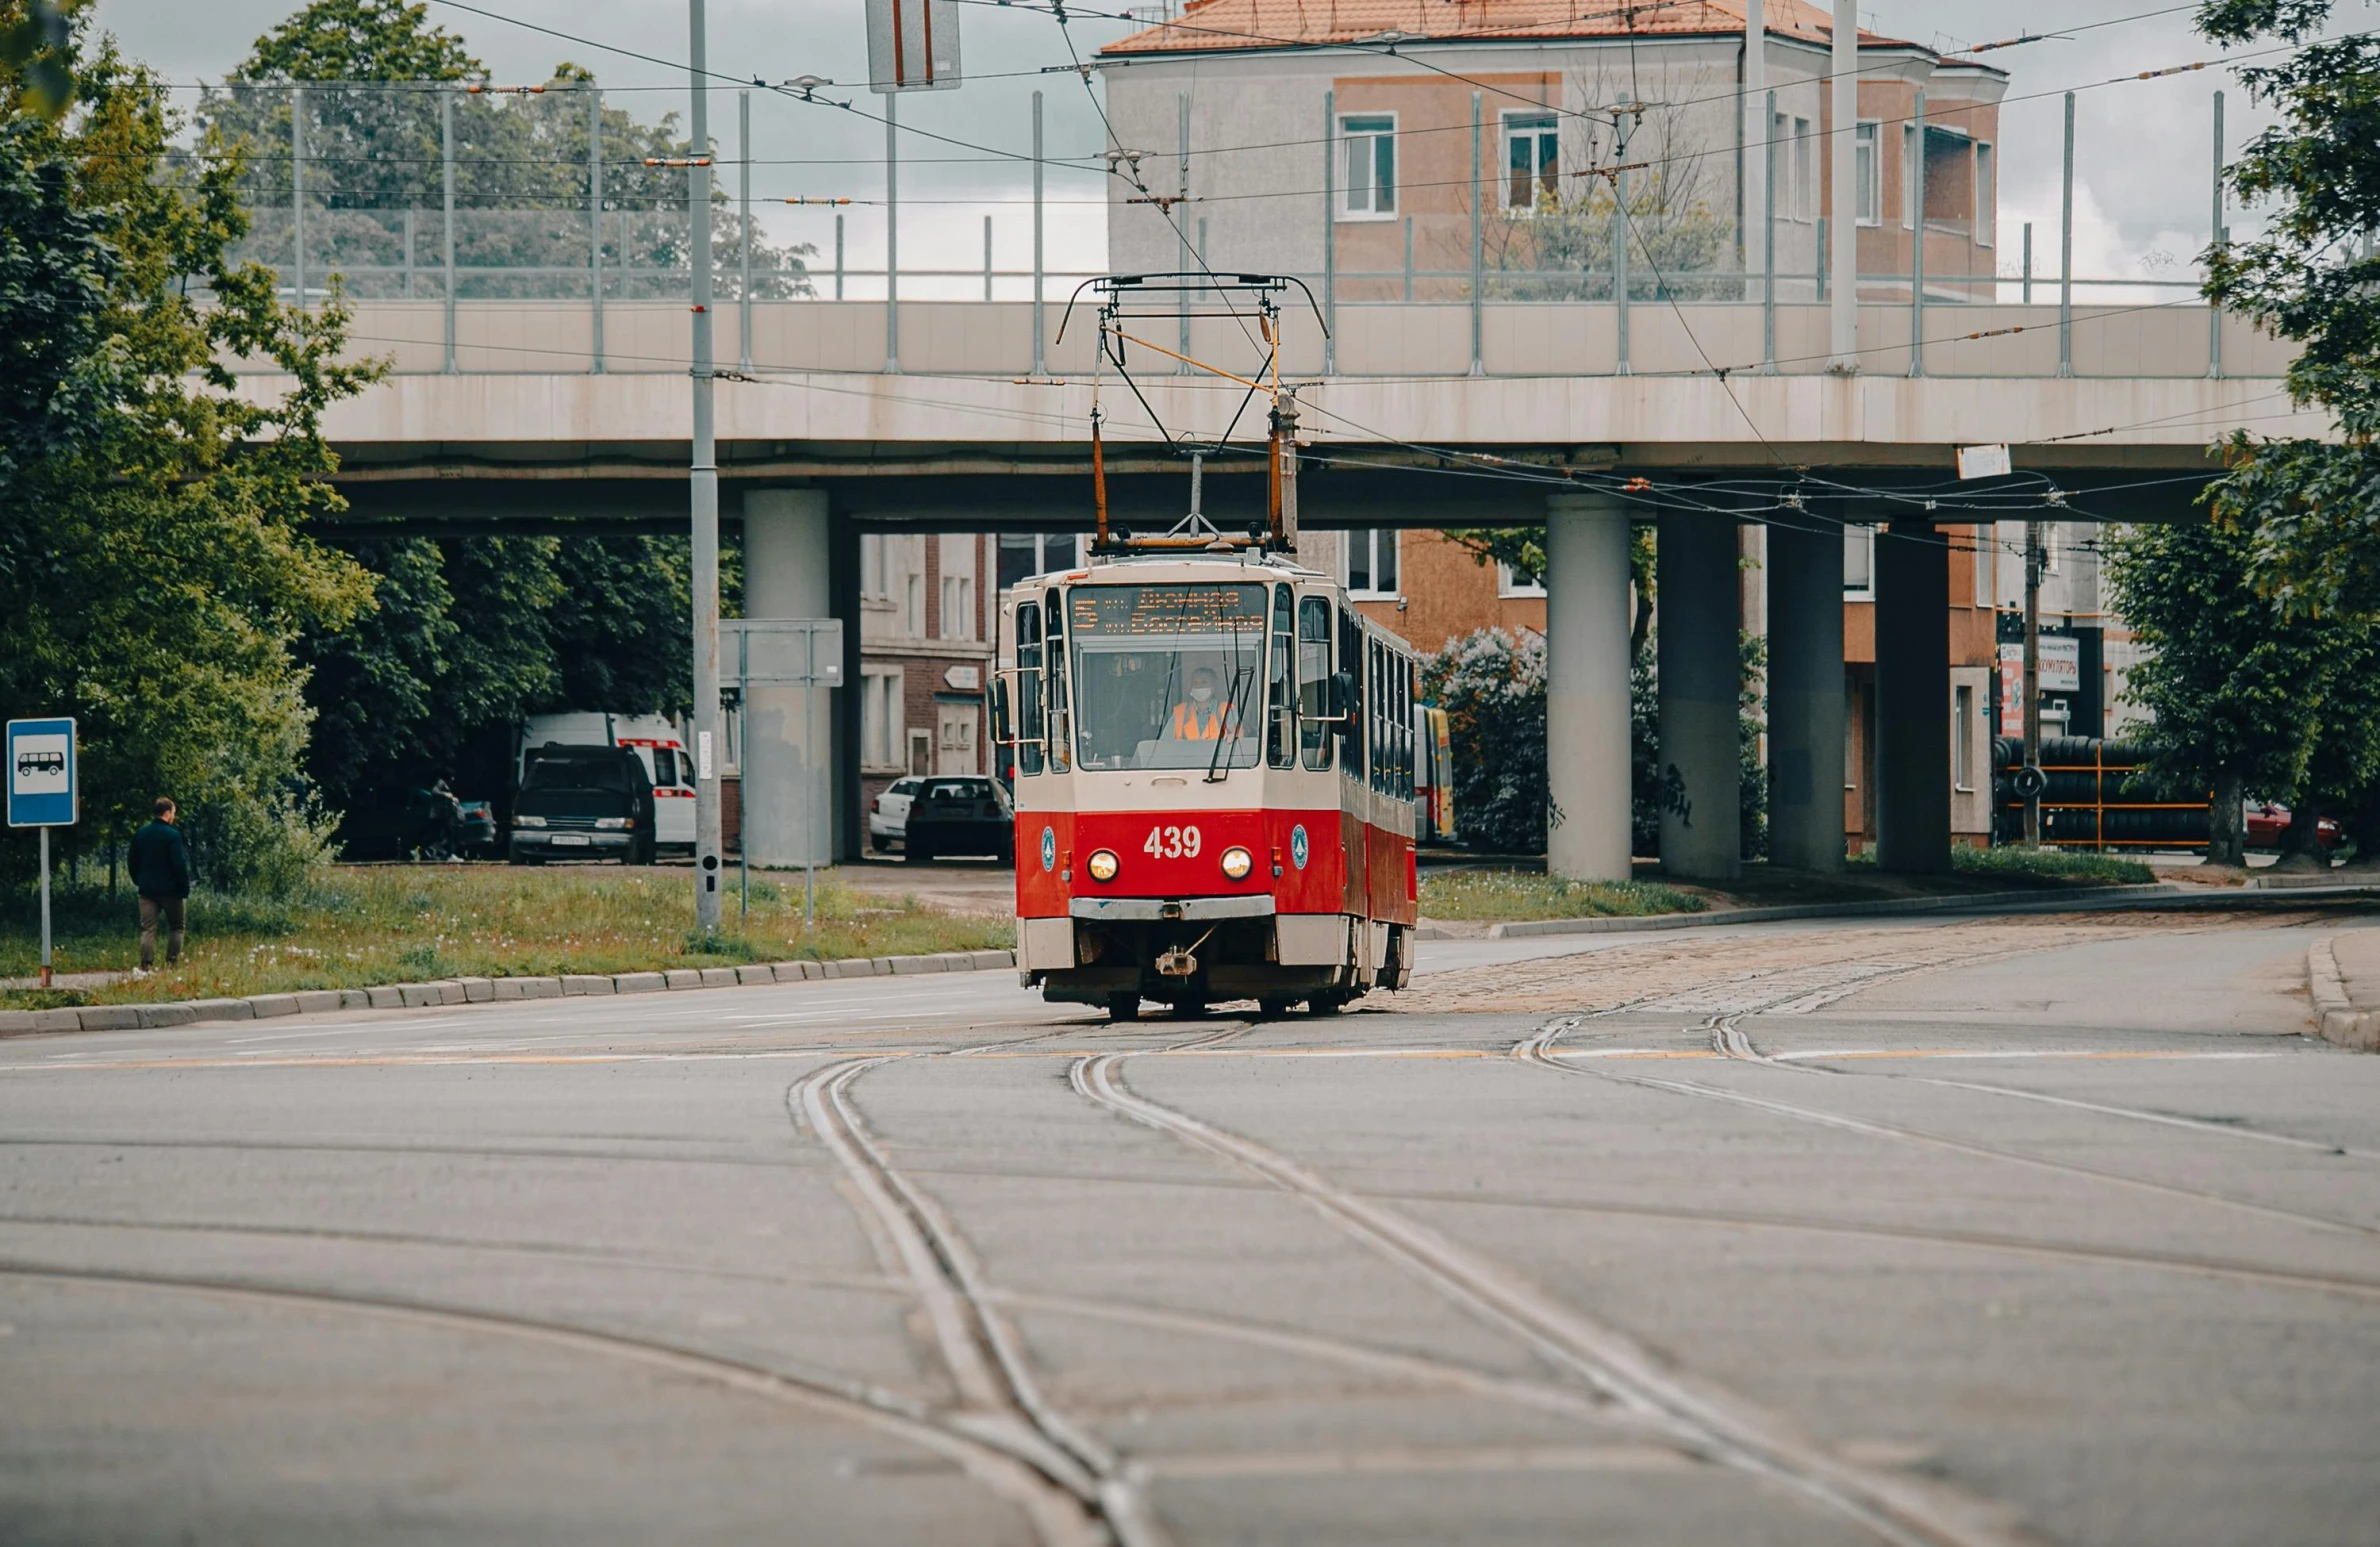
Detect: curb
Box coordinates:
(0, 948, 1021, 1038)
(2307, 936, 2380, 1052)
(1483, 882, 2192, 938)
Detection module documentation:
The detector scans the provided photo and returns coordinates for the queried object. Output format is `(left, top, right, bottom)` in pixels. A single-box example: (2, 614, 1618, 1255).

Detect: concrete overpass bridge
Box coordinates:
(274, 295, 2319, 879)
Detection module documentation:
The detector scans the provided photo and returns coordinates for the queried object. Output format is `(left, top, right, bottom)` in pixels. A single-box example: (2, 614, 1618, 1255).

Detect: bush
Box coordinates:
(1422, 629, 1546, 853)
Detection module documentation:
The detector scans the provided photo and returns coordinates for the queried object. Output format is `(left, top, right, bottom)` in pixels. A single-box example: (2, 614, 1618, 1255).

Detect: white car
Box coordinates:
(869, 776, 925, 852)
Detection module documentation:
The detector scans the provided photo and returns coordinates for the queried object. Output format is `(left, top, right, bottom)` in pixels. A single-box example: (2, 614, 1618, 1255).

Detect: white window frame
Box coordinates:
(1343, 527, 1401, 599)
(1793, 116, 1815, 221)
(1337, 112, 1397, 220)
(861, 666, 906, 773)
(1500, 110, 1558, 213)
(1853, 120, 1881, 227)
(1902, 123, 1917, 229)
(1497, 559, 1546, 598)
(1973, 140, 1995, 248)
(1843, 525, 1875, 599)
(904, 572, 925, 637)
(1772, 111, 1795, 223)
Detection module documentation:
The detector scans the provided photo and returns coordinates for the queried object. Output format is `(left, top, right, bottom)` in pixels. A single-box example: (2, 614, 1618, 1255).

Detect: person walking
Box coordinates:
(127, 796, 192, 973)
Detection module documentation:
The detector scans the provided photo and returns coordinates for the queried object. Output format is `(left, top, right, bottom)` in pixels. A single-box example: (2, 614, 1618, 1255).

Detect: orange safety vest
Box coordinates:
(1171, 700, 1227, 740)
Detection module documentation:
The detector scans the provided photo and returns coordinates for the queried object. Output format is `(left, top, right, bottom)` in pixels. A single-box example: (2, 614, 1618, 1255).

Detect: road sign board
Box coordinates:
(7, 717, 77, 828)
(866, 0, 962, 93)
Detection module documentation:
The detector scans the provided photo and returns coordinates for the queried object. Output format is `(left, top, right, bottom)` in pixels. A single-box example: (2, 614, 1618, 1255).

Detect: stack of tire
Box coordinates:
(1992, 737, 2210, 849)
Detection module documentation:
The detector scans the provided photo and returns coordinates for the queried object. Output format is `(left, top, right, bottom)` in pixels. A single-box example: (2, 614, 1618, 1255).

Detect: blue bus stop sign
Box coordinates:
(7, 718, 77, 828)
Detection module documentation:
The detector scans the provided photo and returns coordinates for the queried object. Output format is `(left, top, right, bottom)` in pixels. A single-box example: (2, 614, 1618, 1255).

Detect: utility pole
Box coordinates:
(2022, 520, 2045, 848)
(688, 0, 724, 932)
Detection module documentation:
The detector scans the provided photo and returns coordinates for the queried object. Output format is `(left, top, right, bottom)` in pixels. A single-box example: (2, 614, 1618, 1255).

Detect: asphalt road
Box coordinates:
(1, 909, 2375, 1546)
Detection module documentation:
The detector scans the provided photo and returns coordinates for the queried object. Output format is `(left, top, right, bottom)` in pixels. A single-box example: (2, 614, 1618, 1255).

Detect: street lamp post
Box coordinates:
(688, 0, 725, 932)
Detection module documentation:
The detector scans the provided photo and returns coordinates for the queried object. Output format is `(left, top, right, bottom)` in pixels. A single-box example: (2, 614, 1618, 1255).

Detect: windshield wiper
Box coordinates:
(1205, 660, 1254, 784)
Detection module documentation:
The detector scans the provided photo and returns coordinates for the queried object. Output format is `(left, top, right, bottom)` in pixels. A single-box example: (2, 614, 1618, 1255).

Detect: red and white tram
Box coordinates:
(997, 554, 1420, 1019)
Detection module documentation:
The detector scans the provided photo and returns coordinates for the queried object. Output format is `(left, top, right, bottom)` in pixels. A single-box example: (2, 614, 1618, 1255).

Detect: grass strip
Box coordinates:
(1421, 869, 1705, 922)
(1849, 847, 2156, 886)
(0, 865, 1014, 1007)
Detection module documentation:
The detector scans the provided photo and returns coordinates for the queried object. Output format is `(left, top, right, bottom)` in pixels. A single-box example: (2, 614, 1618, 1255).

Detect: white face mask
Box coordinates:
(1190, 686, 1214, 704)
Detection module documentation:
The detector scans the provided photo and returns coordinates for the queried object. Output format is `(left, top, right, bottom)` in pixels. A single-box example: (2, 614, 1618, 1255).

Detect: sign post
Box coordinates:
(721, 620, 844, 928)
(8, 717, 78, 989)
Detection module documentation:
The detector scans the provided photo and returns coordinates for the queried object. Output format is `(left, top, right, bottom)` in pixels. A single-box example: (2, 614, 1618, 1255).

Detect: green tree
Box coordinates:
(0, 7, 376, 891)
(2102, 516, 2380, 866)
(1421, 629, 1547, 854)
(2195, 0, 2380, 611)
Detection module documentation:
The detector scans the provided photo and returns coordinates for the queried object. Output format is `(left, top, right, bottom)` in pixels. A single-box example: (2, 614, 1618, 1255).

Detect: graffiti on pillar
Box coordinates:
(1660, 762, 1692, 827)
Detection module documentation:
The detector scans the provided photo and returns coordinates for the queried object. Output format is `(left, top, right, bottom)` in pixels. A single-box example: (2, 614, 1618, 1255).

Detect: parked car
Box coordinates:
(509, 746, 657, 865)
(903, 776, 1014, 864)
(517, 712, 697, 855)
(457, 799, 498, 857)
(2245, 800, 2343, 852)
(869, 775, 926, 852)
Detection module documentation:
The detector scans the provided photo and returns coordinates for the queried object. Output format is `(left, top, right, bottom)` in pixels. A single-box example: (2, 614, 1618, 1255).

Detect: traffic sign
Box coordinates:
(7, 717, 76, 828)
(865, 0, 962, 93)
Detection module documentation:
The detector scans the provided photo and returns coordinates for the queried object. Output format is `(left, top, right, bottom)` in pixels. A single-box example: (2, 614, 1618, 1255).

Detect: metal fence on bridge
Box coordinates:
(200, 80, 2257, 382)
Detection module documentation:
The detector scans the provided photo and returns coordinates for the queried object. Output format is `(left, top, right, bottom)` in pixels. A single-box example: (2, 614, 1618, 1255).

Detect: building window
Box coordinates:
(1344, 527, 1399, 598)
(860, 533, 888, 599)
(1975, 526, 1999, 608)
(1974, 141, 1995, 247)
(940, 575, 975, 640)
(1502, 111, 1557, 212)
(1339, 114, 1395, 218)
(1902, 123, 1917, 229)
(904, 573, 925, 636)
(1853, 121, 1881, 226)
(861, 667, 905, 771)
(1843, 525, 1874, 597)
(1771, 112, 1794, 219)
(997, 532, 1081, 593)
(1794, 116, 1814, 220)
(1953, 683, 1976, 791)
(1497, 559, 1545, 598)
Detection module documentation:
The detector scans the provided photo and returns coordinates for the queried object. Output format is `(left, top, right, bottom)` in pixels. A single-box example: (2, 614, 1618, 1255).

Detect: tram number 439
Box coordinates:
(1143, 824, 1203, 859)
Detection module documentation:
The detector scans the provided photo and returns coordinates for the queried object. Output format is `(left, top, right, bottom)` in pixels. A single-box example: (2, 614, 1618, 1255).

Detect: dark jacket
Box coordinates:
(128, 820, 192, 899)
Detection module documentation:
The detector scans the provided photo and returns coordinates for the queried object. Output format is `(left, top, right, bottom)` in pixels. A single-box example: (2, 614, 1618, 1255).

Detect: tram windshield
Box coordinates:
(1067, 582, 1266, 771)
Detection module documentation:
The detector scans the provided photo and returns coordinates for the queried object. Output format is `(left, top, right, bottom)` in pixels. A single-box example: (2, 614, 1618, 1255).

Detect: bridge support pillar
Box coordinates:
(1656, 511, 1742, 881)
(741, 489, 834, 869)
(1545, 492, 1633, 882)
(1875, 520, 1952, 873)
(1766, 519, 1845, 871)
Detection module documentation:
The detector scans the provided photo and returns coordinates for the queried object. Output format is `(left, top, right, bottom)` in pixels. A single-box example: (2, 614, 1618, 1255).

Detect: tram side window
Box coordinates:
(1046, 591, 1071, 773)
(1370, 640, 1388, 796)
(1267, 585, 1296, 769)
(1340, 611, 1367, 783)
(1298, 597, 1334, 771)
(1392, 654, 1406, 800)
(1014, 600, 1045, 776)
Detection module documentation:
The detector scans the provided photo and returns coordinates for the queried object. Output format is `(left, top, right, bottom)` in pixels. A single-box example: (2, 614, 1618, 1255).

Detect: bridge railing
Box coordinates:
(201, 79, 2260, 381)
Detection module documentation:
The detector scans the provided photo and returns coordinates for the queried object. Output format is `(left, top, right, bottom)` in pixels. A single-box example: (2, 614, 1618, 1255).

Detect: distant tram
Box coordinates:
(997, 554, 1420, 1019)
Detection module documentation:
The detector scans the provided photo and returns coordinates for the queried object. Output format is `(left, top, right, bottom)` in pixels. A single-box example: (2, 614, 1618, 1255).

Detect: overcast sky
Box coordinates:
(86, 0, 2378, 296)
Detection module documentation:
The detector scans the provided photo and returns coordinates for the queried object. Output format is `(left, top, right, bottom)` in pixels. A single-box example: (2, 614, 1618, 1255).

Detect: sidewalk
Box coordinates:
(2308, 929, 2380, 1051)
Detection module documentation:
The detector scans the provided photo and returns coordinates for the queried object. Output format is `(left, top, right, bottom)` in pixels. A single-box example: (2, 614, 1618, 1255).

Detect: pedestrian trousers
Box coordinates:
(139, 896, 185, 968)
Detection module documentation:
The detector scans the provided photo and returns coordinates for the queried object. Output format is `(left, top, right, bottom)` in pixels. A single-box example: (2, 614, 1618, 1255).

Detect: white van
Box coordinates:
(516, 712, 696, 853)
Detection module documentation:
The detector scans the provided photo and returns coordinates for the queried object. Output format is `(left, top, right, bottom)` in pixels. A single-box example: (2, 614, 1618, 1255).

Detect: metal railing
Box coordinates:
(214, 79, 2249, 381)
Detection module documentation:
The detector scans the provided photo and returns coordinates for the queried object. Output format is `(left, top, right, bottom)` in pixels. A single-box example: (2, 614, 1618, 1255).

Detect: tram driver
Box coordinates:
(1165, 666, 1236, 741)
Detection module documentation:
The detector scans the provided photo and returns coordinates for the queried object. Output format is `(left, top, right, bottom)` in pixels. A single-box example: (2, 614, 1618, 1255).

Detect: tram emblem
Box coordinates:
(1289, 824, 1309, 871)
(1040, 825, 1057, 873)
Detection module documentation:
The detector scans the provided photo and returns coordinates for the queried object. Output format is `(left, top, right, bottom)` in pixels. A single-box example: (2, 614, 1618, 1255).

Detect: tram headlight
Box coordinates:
(1086, 848, 1120, 883)
(1220, 845, 1254, 881)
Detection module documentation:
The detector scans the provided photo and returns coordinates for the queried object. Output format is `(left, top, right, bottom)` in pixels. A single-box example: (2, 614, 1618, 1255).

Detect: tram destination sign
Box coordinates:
(1070, 583, 1268, 636)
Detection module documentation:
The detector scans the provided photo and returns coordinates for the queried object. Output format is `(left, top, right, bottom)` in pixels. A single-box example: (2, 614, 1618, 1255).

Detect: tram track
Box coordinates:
(0, 1259, 1108, 1547)
(1068, 1048, 2033, 1547)
(791, 1057, 1167, 1547)
(1713, 1014, 2380, 1162)
(1523, 1023, 2380, 1244)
